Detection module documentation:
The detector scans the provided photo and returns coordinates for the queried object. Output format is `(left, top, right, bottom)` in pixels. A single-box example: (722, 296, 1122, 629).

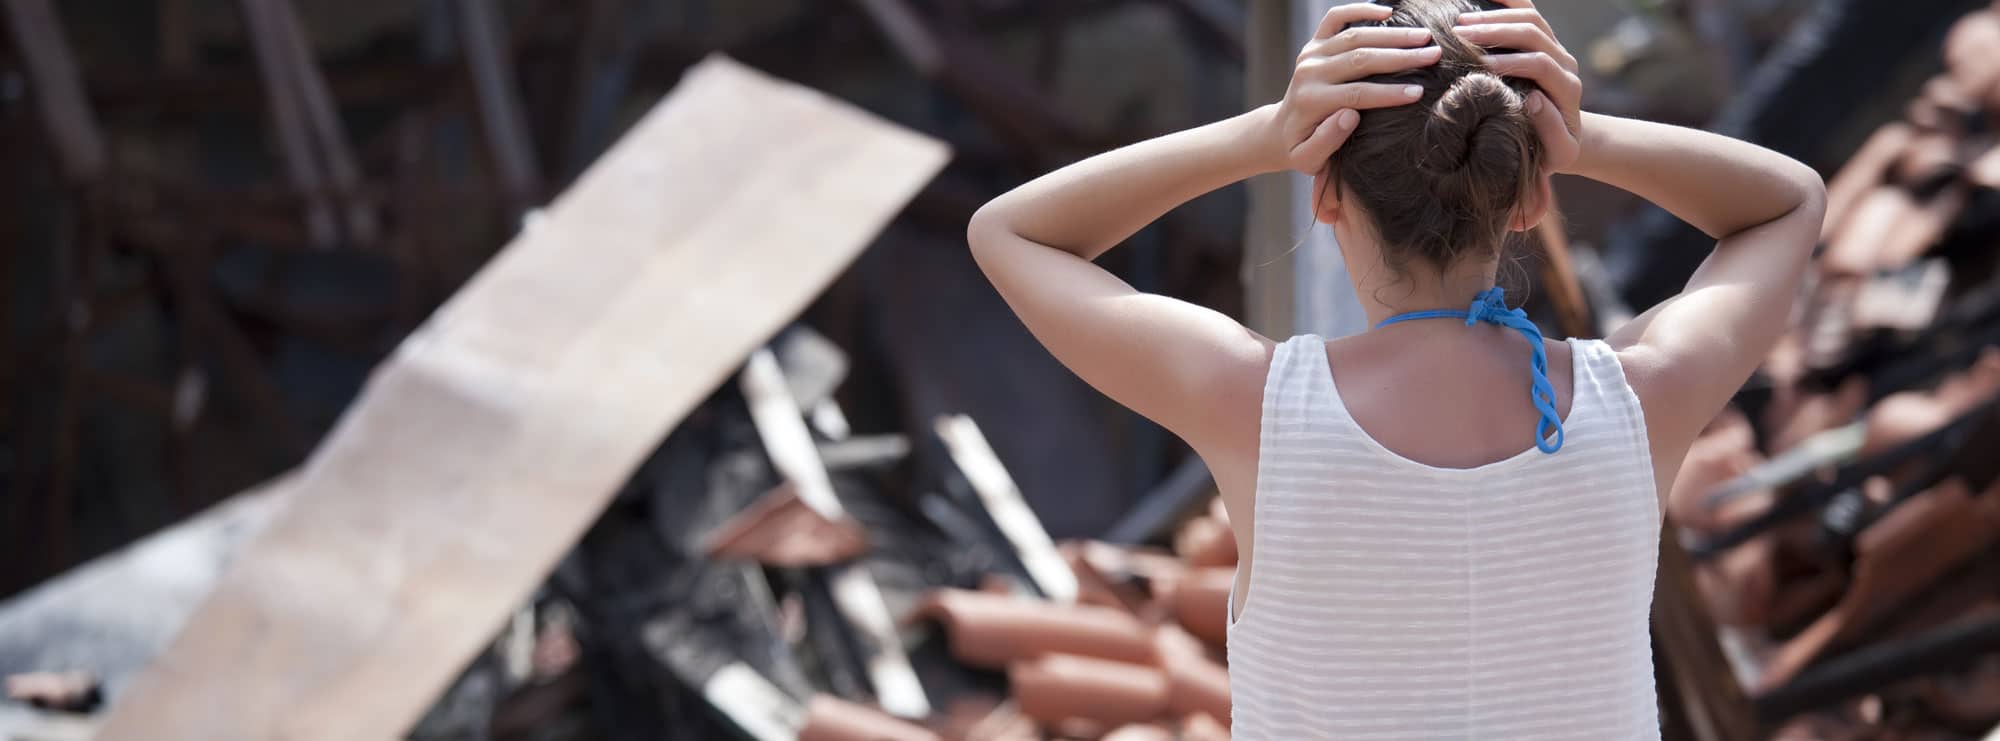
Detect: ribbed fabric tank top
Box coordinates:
(1227, 335, 1663, 740)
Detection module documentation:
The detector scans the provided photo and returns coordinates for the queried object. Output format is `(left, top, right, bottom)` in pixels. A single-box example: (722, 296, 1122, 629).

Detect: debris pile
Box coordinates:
(1668, 5, 2000, 737)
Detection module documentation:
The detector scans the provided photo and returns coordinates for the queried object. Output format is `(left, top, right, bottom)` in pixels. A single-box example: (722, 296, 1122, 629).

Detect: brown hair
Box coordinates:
(1326, 0, 1545, 278)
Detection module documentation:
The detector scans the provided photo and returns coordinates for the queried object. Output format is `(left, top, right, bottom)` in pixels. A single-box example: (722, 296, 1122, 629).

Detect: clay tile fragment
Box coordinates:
(1062, 542, 1147, 613)
(909, 590, 1159, 669)
(1823, 123, 1914, 240)
(1101, 724, 1175, 741)
(1160, 644, 1231, 723)
(1823, 188, 1917, 276)
(1174, 515, 1237, 570)
(1172, 568, 1234, 648)
(1945, 12, 2000, 98)
(4, 671, 101, 712)
(798, 695, 942, 741)
(1973, 145, 2000, 188)
(1180, 711, 1232, 741)
(1893, 131, 1963, 185)
(1010, 654, 1170, 727)
(703, 481, 868, 568)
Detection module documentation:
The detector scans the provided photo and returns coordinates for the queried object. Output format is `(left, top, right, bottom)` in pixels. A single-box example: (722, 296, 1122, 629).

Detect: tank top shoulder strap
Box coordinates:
(1262, 334, 1335, 421)
(1564, 338, 1656, 474)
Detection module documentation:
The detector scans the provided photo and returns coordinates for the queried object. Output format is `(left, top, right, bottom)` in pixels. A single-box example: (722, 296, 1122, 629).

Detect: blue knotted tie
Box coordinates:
(1373, 286, 1564, 454)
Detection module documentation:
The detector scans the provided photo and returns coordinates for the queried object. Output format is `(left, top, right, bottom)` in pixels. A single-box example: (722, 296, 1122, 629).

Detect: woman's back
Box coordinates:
(1227, 335, 1661, 739)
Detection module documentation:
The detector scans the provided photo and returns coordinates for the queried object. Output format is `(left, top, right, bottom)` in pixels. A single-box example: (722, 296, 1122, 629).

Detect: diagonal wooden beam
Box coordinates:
(0, 0, 106, 182)
(454, 0, 541, 216)
(93, 56, 946, 741)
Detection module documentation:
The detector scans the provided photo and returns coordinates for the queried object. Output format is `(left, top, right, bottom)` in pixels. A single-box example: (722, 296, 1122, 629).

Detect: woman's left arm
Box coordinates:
(967, 2, 1437, 453)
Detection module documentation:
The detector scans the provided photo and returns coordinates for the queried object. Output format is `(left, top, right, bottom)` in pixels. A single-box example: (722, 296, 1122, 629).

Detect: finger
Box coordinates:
(1291, 109, 1361, 172)
(1290, 83, 1427, 134)
(1299, 45, 1443, 86)
(1454, 22, 1578, 71)
(1313, 2, 1394, 41)
(1525, 91, 1579, 168)
(1481, 52, 1581, 126)
(1485, 0, 1537, 8)
(1456, 8, 1557, 42)
(1299, 26, 1432, 63)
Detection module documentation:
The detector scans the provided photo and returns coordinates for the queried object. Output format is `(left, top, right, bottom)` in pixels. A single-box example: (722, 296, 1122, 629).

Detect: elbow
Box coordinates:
(1786, 160, 1829, 217)
(966, 198, 1016, 263)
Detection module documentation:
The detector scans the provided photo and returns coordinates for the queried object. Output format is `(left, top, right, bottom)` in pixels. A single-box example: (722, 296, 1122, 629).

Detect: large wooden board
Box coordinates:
(95, 56, 948, 741)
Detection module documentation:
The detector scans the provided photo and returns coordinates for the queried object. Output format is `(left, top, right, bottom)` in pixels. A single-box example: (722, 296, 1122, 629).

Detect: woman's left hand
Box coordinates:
(1455, 0, 1584, 174)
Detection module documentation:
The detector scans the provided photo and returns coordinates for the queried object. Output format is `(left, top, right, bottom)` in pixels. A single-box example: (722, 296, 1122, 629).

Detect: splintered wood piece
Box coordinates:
(0, 0, 106, 182)
(93, 56, 947, 741)
(740, 349, 932, 717)
(935, 414, 1077, 603)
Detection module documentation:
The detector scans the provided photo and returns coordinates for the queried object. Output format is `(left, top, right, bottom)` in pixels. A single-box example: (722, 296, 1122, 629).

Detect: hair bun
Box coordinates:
(1417, 73, 1525, 177)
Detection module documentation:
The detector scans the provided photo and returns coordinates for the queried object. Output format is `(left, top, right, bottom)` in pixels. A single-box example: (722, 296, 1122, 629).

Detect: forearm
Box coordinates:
(971, 106, 1280, 260)
(1566, 112, 1824, 239)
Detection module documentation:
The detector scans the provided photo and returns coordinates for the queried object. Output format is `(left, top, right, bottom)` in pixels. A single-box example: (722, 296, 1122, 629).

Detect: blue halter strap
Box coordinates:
(1373, 286, 1564, 454)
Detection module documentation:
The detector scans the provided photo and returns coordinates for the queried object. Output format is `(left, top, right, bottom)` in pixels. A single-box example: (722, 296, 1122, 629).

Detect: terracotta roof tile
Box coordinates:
(1170, 568, 1232, 649)
(703, 481, 869, 567)
(1010, 654, 1170, 727)
(798, 695, 943, 741)
(1179, 711, 1232, 741)
(1100, 724, 1175, 741)
(1173, 516, 1237, 570)
(1945, 12, 2000, 99)
(911, 590, 1159, 669)
(1824, 123, 1917, 241)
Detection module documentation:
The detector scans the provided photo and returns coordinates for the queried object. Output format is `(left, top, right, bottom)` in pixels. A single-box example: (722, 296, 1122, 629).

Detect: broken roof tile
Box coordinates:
(1173, 516, 1237, 570)
(1010, 654, 1170, 727)
(1171, 568, 1233, 649)
(703, 481, 870, 568)
(798, 695, 942, 741)
(910, 590, 1158, 670)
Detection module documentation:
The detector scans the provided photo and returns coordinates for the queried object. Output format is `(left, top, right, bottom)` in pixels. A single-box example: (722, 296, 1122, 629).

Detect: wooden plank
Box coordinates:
(934, 414, 1076, 603)
(94, 56, 948, 741)
(0, 0, 106, 181)
(740, 349, 932, 717)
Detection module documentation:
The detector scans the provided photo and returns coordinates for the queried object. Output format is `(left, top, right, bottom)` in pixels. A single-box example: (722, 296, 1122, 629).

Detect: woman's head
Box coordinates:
(1317, 0, 1550, 286)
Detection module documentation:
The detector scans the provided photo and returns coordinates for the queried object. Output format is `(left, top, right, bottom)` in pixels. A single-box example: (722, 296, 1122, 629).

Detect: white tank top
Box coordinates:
(1227, 334, 1663, 740)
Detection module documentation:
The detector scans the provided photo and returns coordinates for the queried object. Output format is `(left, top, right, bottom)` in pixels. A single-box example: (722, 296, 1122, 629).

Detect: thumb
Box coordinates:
(1291, 109, 1360, 174)
(1526, 91, 1578, 169)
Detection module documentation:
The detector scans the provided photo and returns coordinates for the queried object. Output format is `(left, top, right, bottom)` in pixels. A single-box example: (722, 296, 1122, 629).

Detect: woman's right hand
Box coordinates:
(1455, 0, 1584, 174)
(1265, 3, 1441, 175)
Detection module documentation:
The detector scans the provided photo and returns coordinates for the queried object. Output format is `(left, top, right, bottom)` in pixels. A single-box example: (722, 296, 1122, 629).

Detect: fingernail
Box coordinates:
(1404, 85, 1424, 98)
(1337, 109, 1359, 130)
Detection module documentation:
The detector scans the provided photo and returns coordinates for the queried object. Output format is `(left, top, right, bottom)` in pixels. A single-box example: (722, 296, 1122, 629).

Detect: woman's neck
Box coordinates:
(1354, 260, 1502, 328)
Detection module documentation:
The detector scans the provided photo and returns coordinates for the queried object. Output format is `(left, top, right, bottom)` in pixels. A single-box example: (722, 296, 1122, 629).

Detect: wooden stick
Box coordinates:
(935, 414, 1077, 603)
(740, 349, 932, 717)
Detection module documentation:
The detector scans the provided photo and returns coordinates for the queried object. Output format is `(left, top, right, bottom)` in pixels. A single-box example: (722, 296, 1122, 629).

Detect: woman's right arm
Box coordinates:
(1577, 112, 1826, 474)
